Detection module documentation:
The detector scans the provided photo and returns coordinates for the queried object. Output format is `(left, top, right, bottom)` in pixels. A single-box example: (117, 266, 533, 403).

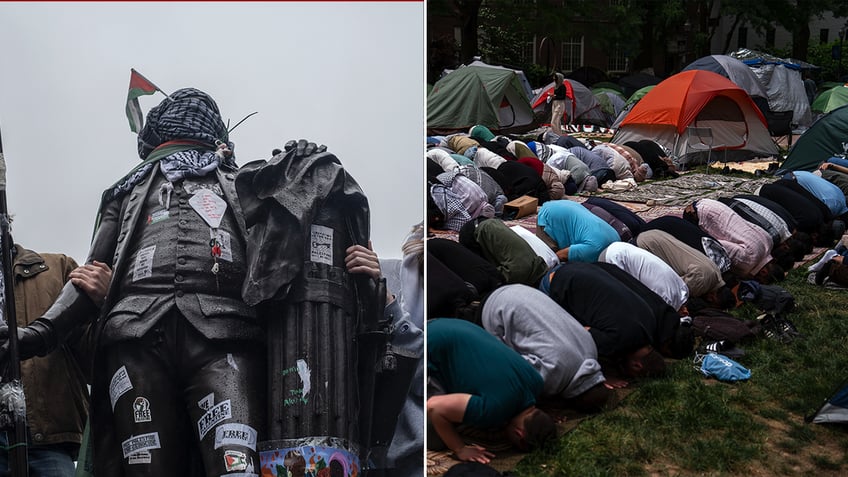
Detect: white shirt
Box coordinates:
(600, 241, 690, 311)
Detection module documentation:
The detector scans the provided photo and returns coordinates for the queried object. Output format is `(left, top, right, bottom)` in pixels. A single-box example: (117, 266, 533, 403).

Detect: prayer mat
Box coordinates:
(591, 172, 776, 206)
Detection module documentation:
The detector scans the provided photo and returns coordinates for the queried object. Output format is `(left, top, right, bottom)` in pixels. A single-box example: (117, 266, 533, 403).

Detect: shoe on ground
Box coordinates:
(775, 315, 803, 339)
(699, 339, 746, 359)
(809, 249, 838, 272)
(815, 260, 835, 285)
(757, 313, 793, 343)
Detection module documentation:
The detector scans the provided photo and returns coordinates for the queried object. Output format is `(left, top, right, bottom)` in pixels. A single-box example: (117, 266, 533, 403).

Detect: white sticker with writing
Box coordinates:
(122, 432, 161, 458)
(133, 397, 152, 423)
(197, 399, 232, 440)
(147, 209, 169, 225)
(110, 366, 133, 410)
(214, 423, 258, 450)
(132, 245, 156, 282)
(190, 188, 227, 229)
(198, 393, 215, 411)
(310, 225, 333, 266)
(127, 450, 152, 465)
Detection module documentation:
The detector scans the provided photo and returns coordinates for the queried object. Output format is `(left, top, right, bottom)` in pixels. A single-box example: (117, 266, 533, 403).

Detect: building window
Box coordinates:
(737, 27, 748, 49)
(561, 36, 584, 72)
(521, 36, 536, 64)
(820, 29, 829, 44)
(608, 43, 628, 73)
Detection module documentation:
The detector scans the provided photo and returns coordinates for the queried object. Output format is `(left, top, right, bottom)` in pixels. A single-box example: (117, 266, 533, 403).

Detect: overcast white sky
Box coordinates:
(0, 2, 424, 263)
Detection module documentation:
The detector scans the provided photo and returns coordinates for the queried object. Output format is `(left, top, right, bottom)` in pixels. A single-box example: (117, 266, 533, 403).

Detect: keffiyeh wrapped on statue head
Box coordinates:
(137, 88, 232, 162)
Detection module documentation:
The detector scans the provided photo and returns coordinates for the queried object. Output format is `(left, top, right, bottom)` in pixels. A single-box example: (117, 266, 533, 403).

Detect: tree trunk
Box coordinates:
(792, 22, 810, 61)
(722, 15, 742, 55)
(459, 3, 481, 63)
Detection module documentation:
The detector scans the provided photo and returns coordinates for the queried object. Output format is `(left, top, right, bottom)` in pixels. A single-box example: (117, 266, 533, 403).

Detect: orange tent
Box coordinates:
(612, 70, 778, 165)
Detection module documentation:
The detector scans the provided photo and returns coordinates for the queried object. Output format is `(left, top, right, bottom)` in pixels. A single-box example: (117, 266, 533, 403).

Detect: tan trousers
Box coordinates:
(551, 99, 566, 135)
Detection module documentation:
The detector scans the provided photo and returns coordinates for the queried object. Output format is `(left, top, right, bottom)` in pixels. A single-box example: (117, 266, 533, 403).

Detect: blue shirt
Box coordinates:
(793, 171, 848, 217)
(536, 200, 620, 262)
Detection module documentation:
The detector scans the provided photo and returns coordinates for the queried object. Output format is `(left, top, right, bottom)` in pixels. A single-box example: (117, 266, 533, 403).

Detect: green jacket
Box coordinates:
(12, 245, 90, 449)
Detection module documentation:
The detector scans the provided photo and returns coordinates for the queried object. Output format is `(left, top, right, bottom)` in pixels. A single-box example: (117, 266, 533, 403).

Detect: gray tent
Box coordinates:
(730, 48, 814, 129)
(683, 55, 768, 100)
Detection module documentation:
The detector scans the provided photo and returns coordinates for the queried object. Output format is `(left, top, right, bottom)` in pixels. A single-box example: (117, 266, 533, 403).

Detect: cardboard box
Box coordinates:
(503, 195, 538, 219)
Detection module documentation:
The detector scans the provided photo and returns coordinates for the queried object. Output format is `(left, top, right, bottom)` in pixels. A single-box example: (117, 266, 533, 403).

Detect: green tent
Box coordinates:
(780, 104, 848, 171)
(625, 85, 655, 106)
(427, 65, 535, 133)
(812, 85, 848, 114)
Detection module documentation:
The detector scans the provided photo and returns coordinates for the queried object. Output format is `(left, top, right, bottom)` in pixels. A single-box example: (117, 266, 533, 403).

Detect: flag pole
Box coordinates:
(131, 68, 173, 101)
(0, 126, 30, 477)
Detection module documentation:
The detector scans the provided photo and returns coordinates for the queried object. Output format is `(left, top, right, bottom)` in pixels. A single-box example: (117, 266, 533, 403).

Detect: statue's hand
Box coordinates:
(0, 320, 53, 363)
(284, 139, 327, 158)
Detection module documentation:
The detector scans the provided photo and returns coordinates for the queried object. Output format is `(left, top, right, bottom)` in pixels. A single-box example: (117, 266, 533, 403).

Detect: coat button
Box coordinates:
(33, 433, 43, 442)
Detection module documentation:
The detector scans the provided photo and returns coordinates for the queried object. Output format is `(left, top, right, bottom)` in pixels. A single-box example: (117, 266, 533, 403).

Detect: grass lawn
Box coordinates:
(515, 264, 848, 477)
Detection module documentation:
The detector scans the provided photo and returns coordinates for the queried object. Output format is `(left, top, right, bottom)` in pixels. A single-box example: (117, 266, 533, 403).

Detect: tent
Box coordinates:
(611, 85, 655, 128)
(464, 60, 535, 100)
(683, 55, 768, 100)
(610, 70, 779, 165)
(428, 64, 536, 133)
(439, 60, 534, 100)
(531, 79, 606, 126)
(593, 81, 624, 94)
(806, 378, 848, 424)
(592, 88, 626, 126)
(730, 48, 814, 129)
(811, 84, 848, 115)
(779, 104, 848, 172)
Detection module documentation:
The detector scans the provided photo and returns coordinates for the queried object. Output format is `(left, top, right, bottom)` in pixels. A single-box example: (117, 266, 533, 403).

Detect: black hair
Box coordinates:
(522, 409, 557, 451)
(758, 261, 787, 284)
(569, 383, 612, 414)
(787, 232, 813, 260)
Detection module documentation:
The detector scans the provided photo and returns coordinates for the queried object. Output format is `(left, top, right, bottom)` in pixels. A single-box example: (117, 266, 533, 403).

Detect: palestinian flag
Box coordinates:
(126, 69, 159, 133)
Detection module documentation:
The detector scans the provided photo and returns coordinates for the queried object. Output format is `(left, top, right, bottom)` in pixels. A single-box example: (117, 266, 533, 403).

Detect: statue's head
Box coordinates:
(137, 88, 228, 160)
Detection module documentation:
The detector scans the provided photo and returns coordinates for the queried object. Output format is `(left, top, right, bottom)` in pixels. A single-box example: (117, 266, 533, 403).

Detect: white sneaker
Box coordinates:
(809, 249, 838, 272)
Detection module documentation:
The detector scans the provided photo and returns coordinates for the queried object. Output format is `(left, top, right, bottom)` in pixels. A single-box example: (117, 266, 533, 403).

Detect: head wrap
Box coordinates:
(469, 125, 496, 143)
(104, 88, 235, 204)
(137, 88, 230, 160)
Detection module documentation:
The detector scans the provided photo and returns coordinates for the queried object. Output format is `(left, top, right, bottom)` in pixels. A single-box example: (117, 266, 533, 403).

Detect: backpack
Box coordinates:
(692, 308, 760, 343)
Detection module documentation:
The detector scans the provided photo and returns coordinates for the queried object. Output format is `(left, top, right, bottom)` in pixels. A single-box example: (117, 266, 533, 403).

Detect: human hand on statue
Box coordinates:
(283, 139, 327, 158)
(345, 242, 394, 305)
(70, 260, 112, 307)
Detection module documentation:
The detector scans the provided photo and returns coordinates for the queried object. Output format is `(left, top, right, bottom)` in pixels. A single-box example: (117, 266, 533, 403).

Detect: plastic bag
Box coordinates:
(697, 353, 751, 382)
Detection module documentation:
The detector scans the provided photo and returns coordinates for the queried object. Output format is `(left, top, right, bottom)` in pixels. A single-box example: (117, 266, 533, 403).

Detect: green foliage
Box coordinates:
(478, 2, 531, 69)
(808, 40, 846, 82)
(522, 63, 552, 89)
